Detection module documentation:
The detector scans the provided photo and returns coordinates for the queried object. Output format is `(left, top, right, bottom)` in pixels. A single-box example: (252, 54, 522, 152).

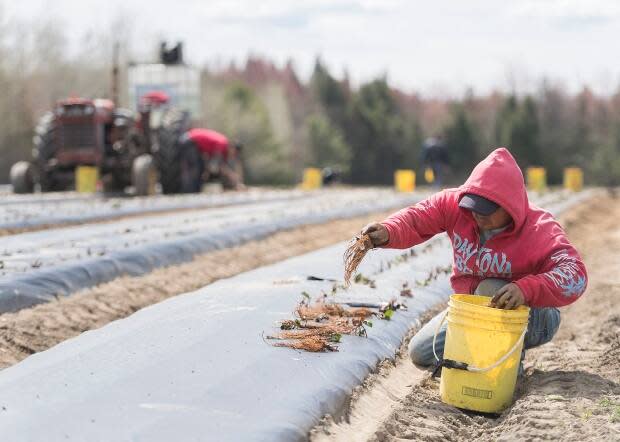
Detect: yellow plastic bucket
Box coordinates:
(301, 168, 322, 190)
(563, 167, 583, 192)
(394, 169, 416, 192)
(526, 167, 546, 192)
(436, 295, 529, 413)
(424, 167, 435, 184)
(76, 166, 99, 193)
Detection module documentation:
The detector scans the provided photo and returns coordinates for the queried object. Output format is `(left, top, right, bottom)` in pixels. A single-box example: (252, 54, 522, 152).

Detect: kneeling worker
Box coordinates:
(361, 148, 587, 370)
(183, 128, 245, 190)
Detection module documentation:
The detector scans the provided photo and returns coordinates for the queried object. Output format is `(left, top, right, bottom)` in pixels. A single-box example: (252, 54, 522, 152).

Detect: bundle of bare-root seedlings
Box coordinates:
(265, 298, 374, 352)
(343, 234, 373, 287)
(265, 233, 399, 352)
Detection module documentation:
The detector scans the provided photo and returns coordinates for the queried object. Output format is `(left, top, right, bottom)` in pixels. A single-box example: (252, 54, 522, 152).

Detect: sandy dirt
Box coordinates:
(310, 307, 447, 442)
(0, 210, 394, 369)
(314, 194, 620, 441)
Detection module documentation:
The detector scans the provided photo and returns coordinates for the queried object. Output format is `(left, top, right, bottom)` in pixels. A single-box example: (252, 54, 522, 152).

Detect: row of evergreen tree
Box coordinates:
(0, 16, 619, 186)
(305, 63, 620, 186)
(205, 59, 620, 187)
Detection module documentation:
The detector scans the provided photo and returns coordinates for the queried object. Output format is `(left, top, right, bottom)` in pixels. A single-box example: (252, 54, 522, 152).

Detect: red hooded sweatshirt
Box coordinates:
(188, 129, 230, 158)
(381, 148, 587, 308)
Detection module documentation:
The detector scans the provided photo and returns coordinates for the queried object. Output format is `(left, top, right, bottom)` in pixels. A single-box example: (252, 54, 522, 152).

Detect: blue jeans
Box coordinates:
(408, 279, 561, 368)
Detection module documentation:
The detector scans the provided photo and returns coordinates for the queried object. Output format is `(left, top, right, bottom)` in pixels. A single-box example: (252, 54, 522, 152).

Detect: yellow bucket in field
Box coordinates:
(424, 167, 435, 184)
(301, 168, 322, 190)
(563, 167, 583, 192)
(76, 166, 99, 193)
(526, 167, 546, 192)
(394, 170, 416, 192)
(437, 295, 529, 413)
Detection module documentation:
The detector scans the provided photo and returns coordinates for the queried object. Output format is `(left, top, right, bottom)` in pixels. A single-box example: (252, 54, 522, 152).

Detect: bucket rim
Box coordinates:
(447, 314, 528, 332)
(449, 294, 530, 320)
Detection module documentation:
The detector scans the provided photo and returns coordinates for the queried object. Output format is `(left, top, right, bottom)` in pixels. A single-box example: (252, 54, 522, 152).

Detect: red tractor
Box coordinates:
(10, 94, 191, 195)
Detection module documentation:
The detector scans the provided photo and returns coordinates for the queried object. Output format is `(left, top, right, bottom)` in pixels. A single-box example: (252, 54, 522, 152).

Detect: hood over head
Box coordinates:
(459, 147, 529, 230)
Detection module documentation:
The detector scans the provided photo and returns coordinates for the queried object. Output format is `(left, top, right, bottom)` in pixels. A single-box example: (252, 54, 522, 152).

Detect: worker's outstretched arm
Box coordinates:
(514, 228, 587, 308)
(367, 190, 453, 249)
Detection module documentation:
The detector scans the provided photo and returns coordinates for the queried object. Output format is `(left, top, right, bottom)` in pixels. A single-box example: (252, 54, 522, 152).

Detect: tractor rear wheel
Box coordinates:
(155, 109, 197, 194)
(10, 161, 35, 194)
(178, 141, 203, 193)
(33, 112, 65, 192)
(158, 138, 204, 194)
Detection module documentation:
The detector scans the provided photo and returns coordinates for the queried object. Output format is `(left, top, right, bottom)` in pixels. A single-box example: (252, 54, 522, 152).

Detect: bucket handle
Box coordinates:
(432, 311, 527, 374)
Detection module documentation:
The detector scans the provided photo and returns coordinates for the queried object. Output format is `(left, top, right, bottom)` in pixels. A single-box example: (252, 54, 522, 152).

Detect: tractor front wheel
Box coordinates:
(132, 154, 158, 196)
(10, 161, 35, 194)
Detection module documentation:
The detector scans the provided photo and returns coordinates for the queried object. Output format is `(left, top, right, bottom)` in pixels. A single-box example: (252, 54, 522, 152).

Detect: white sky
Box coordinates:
(3, 0, 620, 97)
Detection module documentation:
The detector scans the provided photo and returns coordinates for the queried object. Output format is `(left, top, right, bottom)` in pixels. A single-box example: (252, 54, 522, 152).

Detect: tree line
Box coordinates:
(0, 19, 619, 186)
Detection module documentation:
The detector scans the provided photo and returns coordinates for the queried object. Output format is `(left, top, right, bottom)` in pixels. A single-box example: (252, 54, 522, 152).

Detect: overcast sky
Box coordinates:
(3, 0, 620, 97)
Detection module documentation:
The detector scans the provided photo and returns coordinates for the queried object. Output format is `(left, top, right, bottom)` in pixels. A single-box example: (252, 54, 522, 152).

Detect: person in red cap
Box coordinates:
(180, 128, 245, 190)
(360, 147, 587, 371)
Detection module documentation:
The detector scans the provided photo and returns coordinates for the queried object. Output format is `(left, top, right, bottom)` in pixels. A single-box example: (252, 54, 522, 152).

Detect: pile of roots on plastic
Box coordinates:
(265, 297, 375, 352)
(343, 234, 373, 287)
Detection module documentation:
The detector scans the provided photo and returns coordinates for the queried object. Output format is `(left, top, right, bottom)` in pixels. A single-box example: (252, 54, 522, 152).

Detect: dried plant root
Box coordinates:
(343, 234, 373, 286)
(296, 303, 373, 321)
(270, 319, 362, 340)
(268, 298, 376, 352)
(297, 303, 345, 320)
(346, 307, 373, 319)
(272, 337, 338, 352)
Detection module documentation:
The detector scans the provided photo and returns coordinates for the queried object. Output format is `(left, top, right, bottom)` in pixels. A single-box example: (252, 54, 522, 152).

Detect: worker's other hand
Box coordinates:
(490, 283, 525, 310)
(361, 223, 389, 248)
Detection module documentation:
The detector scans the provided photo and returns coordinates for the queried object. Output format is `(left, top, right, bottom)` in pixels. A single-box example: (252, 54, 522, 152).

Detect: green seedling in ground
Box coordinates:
(416, 265, 453, 287)
(393, 255, 406, 264)
(377, 298, 406, 320)
(598, 398, 620, 422)
(329, 333, 342, 343)
(354, 320, 374, 338)
(301, 291, 311, 302)
(400, 281, 413, 297)
(31, 259, 42, 268)
(611, 406, 620, 423)
(354, 273, 376, 288)
(280, 319, 302, 330)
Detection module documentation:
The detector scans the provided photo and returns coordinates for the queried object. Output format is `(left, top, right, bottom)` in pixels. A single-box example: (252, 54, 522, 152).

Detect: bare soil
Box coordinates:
(314, 194, 620, 441)
(0, 210, 394, 369)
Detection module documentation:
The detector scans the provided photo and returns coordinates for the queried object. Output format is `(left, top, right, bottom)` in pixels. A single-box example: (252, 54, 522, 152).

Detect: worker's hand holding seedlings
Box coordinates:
(343, 223, 390, 286)
(361, 148, 587, 370)
(490, 283, 525, 309)
(361, 223, 389, 248)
